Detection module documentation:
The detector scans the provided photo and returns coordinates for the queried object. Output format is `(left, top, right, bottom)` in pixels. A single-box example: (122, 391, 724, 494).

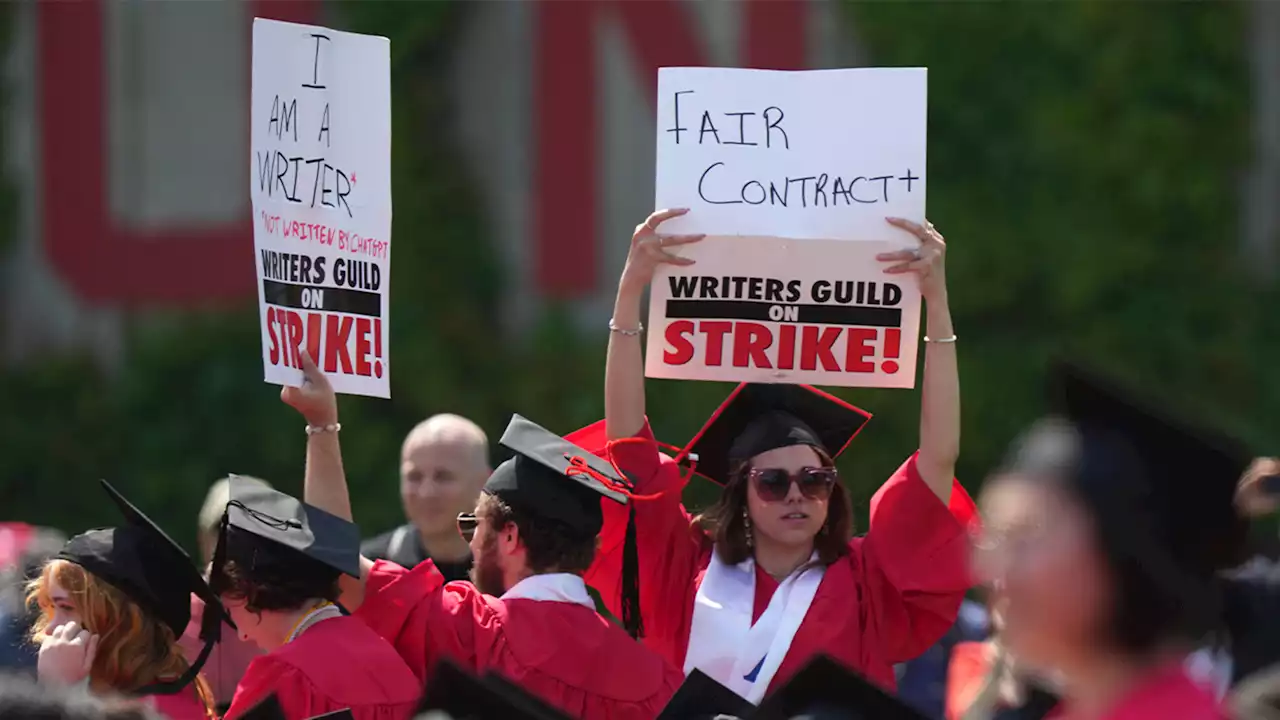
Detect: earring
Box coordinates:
(742, 506, 753, 550)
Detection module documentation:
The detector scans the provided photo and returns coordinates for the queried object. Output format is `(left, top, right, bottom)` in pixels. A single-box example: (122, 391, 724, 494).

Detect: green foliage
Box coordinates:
(841, 1, 1279, 494)
(1, 1, 1275, 552)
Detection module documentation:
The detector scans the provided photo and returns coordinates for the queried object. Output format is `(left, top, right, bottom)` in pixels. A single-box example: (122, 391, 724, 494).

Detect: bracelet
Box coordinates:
(924, 335, 958, 344)
(305, 423, 342, 435)
(608, 319, 643, 336)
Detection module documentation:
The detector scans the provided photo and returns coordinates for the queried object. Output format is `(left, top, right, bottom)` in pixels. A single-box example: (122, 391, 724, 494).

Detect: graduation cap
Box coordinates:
(679, 384, 872, 486)
(1043, 359, 1251, 575)
(748, 655, 928, 720)
(416, 659, 572, 720)
(657, 669, 753, 720)
(237, 694, 286, 720)
(55, 480, 227, 695)
(210, 475, 362, 592)
(484, 414, 646, 638)
(237, 693, 357, 720)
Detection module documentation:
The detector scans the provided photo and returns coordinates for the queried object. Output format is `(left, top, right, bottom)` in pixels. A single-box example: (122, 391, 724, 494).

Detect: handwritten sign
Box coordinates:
(647, 68, 928, 388)
(251, 19, 392, 398)
(653, 67, 926, 242)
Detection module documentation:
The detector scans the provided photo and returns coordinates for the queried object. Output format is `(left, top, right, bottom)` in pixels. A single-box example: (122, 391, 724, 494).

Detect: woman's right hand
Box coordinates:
(38, 621, 98, 687)
(619, 208, 705, 293)
(280, 350, 338, 426)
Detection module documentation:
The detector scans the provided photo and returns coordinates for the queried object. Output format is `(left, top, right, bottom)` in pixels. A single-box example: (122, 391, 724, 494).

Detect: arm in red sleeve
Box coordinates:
(858, 452, 978, 664)
(584, 418, 704, 637)
(356, 559, 500, 683)
(222, 656, 292, 720)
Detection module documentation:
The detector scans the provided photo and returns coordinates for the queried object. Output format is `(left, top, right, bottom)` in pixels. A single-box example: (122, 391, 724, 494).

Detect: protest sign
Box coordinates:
(645, 237, 920, 389)
(647, 67, 927, 388)
(251, 19, 392, 398)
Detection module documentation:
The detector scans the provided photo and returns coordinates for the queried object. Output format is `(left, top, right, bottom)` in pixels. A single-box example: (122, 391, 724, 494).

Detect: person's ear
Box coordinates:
(499, 523, 520, 554)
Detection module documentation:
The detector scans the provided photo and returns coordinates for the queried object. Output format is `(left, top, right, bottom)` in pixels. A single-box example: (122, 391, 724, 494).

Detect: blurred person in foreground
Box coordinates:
(180, 477, 268, 713)
(0, 524, 66, 675)
(0, 672, 163, 720)
(207, 478, 419, 719)
(945, 591, 1059, 720)
(974, 361, 1249, 720)
(27, 482, 225, 719)
(361, 415, 488, 582)
(283, 352, 684, 720)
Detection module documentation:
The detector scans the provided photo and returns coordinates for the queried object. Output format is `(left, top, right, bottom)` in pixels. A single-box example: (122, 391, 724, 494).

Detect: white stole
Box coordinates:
(683, 549, 824, 704)
(500, 573, 596, 610)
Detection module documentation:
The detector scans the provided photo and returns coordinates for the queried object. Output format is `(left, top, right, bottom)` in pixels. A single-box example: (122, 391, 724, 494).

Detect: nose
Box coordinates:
(784, 479, 806, 503)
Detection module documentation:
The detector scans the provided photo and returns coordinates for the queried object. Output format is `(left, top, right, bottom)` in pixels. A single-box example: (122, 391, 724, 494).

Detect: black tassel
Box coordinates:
(621, 504, 645, 639)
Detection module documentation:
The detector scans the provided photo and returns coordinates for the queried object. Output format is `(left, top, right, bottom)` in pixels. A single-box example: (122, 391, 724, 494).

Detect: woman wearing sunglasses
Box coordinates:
(581, 209, 976, 704)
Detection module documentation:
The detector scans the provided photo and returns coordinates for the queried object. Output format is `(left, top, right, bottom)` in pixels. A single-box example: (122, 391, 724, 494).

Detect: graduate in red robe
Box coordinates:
(280, 357, 684, 720)
(31, 481, 225, 717)
(582, 211, 975, 703)
(974, 361, 1249, 720)
(209, 478, 420, 720)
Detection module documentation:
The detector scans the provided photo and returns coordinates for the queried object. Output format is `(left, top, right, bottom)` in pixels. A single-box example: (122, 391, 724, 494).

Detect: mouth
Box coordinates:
(781, 512, 809, 521)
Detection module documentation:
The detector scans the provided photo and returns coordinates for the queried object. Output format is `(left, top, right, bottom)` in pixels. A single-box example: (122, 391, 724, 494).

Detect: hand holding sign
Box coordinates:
(621, 208, 706, 292)
(878, 217, 947, 302)
(281, 350, 338, 426)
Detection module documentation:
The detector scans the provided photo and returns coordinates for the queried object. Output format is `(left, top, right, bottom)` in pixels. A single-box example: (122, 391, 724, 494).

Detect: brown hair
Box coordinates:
(26, 560, 215, 718)
(209, 527, 341, 614)
(478, 493, 598, 575)
(692, 447, 854, 566)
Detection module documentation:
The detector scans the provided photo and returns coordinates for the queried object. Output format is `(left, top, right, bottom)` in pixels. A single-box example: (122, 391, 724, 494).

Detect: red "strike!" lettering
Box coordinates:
(266, 307, 385, 378)
(663, 320, 901, 374)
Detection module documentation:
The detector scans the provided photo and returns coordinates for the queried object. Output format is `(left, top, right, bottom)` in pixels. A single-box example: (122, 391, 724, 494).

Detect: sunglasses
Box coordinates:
(456, 512, 478, 543)
(747, 467, 838, 502)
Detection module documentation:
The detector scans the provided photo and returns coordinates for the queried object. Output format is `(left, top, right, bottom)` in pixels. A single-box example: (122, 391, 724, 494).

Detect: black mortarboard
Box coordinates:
(748, 655, 929, 720)
(484, 414, 646, 638)
(484, 414, 631, 534)
(656, 669, 753, 720)
(237, 694, 354, 720)
(679, 384, 872, 486)
(416, 659, 572, 720)
(56, 480, 227, 696)
(212, 475, 362, 582)
(1043, 360, 1251, 574)
(238, 694, 286, 720)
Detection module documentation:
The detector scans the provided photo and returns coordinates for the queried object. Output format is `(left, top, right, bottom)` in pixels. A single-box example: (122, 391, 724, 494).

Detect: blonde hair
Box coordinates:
(26, 559, 215, 717)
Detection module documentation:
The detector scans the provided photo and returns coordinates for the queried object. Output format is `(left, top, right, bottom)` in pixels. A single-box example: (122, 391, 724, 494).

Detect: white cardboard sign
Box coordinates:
(251, 18, 393, 398)
(647, 67, 928, 388)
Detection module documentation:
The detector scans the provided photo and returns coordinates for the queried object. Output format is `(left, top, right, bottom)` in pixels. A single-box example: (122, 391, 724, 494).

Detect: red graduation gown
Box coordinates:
(1046, 663, 1224, 720)
(145, 686, 208, 719)
(582, 419, 977, 695)
(223, 616, 419, 720)
(357, 560, 684, 720)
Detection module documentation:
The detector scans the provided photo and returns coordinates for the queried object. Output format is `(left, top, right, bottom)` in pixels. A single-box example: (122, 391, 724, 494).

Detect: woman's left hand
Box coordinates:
(877, 217, 948, 302)
(37, 621, 98, 686)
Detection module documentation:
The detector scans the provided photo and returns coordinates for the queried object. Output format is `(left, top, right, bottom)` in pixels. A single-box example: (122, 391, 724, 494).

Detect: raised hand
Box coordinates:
(38, 621, 98, 687)
(877, 217, 948, 302)
(280, 350, 339, 426)
(620, 208, 706, 292)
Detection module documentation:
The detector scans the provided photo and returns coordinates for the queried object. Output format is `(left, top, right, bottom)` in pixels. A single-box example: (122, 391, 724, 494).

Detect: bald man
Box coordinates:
(361, 414, 490, 580)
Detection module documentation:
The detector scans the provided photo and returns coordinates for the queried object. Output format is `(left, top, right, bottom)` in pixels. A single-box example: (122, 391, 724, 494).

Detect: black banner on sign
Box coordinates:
(263, 280, 380, 317)
(665, 299, 901, 328)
